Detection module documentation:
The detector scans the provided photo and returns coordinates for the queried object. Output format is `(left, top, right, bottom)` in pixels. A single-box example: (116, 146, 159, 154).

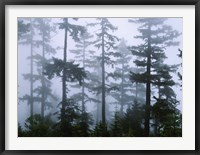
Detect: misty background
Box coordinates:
(17, 17, 182, 137)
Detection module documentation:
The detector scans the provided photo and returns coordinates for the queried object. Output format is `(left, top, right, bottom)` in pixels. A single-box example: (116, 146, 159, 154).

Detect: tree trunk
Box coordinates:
(82, 39, 86, 113)
(135, 82, 138, 102)
(154, 117, 158, 136)
(145, 24, 151, 136)
(61, 18, 68, 130)
(41, 29, 45, 119)
(158, 79, 161, 99)
(120, 62, 125, 117)
(30, 19, 34, 118)
(101, 20, 106, 125)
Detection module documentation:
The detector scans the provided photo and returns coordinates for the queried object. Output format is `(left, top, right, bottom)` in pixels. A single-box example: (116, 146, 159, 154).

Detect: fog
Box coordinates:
(18, 17, 182, 137)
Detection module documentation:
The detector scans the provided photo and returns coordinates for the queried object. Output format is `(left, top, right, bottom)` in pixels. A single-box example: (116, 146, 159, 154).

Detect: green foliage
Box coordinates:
(19, 18, 57, 118)
(121, 103, 145, 136)
(109, 112, 123, 136)
(53, 98, 80, 136)
(18, 123, 25, 137)
(59, 18, 86, 41)
(92, 122, 110, 137)
(129, 18, 180, 85)
(88, 18, 120, 125)
(44, 58, 87, 85)
(89, 17, 119, 75)
(19, 114, 54, 137)
(19, 100, 93, 137)
(69, 29, 100, 116)
(152, 97, 182, 137)
(130, 72, 149, 84)
(72, 112, 93, 137)
(49, 98, 92, 137)
(129, 18, 181, 136)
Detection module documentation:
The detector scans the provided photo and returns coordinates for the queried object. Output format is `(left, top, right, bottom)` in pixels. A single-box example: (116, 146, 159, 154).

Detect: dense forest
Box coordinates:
(18, 17, 182, 137)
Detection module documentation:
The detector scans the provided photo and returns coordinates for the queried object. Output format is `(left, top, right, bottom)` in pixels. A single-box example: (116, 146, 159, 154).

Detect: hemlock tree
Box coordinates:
(121, 102, 144, 136)
(110, 39, 146, 118)
(152, 62, 178, 100)
(152, 96, 182, 136)
(151, 63, 179, 136)
(151, 51, 181, 136)
(19, 18, 36, 118)
(43, 18, 86, 136)
(18, 19, 30, 107)
(69, 30, 95, 135)
(20, 114, 54, 137)
(86, 60, 102, 123)
(88, 18, 119, 125)
(109, 39, 133, 117)
(71, 31, 102, 123)
(109, 111, 123, 136)
(33, 18, 58, 118)
(69, 30, 94, 113)
(19, 18, 57, 120)
(129, 18, 180, 136)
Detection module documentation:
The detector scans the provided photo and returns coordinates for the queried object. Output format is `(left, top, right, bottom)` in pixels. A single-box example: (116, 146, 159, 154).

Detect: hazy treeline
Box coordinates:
(18, 17, 182, 137)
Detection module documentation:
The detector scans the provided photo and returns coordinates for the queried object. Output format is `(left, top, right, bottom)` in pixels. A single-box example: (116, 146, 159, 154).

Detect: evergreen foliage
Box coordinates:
(88, 18, 119, 125)
(129, 18, 180, 136)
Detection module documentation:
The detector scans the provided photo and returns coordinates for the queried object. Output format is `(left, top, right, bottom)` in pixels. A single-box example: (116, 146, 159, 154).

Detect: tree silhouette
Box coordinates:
(129, 18, 180, 136)
(88, 18, 119, 125)
(44, 18, 86, 136)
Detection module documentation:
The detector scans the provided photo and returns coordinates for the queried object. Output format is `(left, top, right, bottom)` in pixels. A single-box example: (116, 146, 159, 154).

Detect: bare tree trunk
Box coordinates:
(30, 19, 34, 118)
(145, 24, 151, 137)
(82, 39, 86, 113)
(120, 62, 125, 117)
(101, 20, 106, 125)
(41, 28, 45, 119)
(135, 82, 138, 102)
(154, 117, 158, 136)
(61, 18, 68, 132)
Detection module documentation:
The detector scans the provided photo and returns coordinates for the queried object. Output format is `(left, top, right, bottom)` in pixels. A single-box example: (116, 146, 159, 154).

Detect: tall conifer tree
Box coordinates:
(88, 18, 119, 125)
(44, 18, 86, 136)
(129, 18, 180, 136)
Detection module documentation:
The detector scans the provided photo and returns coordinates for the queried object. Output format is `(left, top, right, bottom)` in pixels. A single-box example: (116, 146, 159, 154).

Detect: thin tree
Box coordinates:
(31, 18, 58, 118)
(19, 18, 35, 118)
(44, 18, 86, 136)
(88, 18, 119, 125)
(109, 39, 133, 117)
(70, 30, 94, 113)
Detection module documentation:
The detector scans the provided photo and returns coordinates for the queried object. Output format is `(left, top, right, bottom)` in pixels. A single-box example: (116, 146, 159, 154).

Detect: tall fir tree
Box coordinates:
(19, 18, 36, 118)
(88, 18, 119, 125)
(43, 18, 86, 136)
(129, 18, 180, 136)
(19, 18, 57, 120)
(109, 39, 134, 117)
(32, 18, 58, 118)
(69, 30, 94, 112)
(69, 30, 96, 135)
(152, 96, 182, 136)
(121, 102, 145, 136)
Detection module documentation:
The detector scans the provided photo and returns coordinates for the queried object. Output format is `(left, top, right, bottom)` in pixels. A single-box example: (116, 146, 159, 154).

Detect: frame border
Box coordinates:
(1, 0, 199, 154)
